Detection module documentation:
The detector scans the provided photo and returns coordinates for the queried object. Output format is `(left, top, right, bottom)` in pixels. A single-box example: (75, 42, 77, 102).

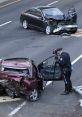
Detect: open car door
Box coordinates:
(38, 56, 63, 81)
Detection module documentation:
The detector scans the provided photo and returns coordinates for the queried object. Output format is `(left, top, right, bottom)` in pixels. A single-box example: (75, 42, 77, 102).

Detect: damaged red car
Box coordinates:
(0, 58, 43, 101)
(0, 55, 63, 101)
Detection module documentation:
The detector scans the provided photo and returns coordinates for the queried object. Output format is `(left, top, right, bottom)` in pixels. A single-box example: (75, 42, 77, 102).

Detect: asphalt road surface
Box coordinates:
(0, 0, 82, 117)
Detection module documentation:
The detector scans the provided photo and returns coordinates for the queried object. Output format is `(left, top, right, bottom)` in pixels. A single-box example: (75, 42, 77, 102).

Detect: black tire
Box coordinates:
(70, 27, 77, 34)
(26, 89, 41, 102)
(22, 20, 28, 29)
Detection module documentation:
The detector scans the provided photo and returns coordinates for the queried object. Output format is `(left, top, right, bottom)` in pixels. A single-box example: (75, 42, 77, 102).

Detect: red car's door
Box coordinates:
(38, 56, 63, 81)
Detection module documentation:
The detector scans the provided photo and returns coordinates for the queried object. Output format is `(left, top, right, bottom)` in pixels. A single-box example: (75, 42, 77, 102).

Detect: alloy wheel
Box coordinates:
(22, 20, 28, 29)
(28, 89, 41, 101)
(45, 25, 51, 35)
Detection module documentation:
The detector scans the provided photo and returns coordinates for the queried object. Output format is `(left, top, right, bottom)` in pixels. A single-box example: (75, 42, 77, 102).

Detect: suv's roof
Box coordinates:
(32, 6, 54, 10)
(1, 58, 32, 68)
(31, 6, 63, 17)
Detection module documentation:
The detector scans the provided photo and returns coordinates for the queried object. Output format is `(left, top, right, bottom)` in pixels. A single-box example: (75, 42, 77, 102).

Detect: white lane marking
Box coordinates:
(71, 54, 82, 65)
(0, 21, 12, 27)
(46, 81, 52, 86)
(46, 54, 82, 86)
(0, 96, 21, 103)
(9, 101, 26, 117)
(0, 0, 21, 9)
(47, 1, 58, 6)
(8, 54, 82, 117)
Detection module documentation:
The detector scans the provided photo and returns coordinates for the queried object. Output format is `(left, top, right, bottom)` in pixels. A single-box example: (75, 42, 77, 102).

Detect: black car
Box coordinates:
(20, 6, 78, 35)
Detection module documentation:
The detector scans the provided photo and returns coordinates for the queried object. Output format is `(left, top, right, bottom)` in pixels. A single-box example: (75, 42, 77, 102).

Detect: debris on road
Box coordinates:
(73, 86, 82, 95)
(0, 96, 21, 103)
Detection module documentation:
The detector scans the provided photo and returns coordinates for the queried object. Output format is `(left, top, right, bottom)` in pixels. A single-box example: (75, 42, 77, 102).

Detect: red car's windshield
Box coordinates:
(1, 67, 30, 75)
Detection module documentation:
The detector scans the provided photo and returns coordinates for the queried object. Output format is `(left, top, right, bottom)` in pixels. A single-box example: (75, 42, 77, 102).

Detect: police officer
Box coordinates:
(54, 48, 72, 95)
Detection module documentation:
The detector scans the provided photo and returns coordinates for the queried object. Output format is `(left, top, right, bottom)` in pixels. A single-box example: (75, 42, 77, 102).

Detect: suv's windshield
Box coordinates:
(42, 8, 63, 16)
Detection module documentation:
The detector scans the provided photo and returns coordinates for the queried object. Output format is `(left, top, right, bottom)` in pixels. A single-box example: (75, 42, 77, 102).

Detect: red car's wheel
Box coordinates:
(26, 89, 41, 102)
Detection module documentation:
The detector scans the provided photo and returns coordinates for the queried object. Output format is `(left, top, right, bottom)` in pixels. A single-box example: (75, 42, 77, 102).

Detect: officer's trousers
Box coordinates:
(63, 71, 72, 92)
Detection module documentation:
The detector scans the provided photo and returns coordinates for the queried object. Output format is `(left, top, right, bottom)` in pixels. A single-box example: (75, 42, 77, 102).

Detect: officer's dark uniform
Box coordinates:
(59, 52, 72, 94)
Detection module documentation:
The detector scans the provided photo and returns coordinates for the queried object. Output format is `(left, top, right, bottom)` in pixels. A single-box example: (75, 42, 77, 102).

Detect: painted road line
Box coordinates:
(47, 1, 59, 6)
(46, 81, 52, 86)
(9, 101, 26, 117)
(46, 54, 82, 86)
(0, 0, 21, 9)
(0, 21, 12, 27)
(0, 96, 21, 103)
(71, 54, 82, 65)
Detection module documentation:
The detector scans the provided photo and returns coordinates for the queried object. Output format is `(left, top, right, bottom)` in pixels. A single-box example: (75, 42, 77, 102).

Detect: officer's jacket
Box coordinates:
(59, 52, 72, 71)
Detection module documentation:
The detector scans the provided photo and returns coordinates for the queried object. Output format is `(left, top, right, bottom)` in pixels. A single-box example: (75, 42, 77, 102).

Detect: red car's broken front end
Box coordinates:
(0, 58, 43, 101)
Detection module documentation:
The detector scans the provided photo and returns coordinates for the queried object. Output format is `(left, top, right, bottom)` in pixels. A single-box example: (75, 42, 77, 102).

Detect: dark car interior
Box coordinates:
(38, 56, 62, 81)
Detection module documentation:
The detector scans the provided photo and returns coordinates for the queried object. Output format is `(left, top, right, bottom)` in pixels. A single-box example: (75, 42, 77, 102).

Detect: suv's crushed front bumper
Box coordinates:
(53, 24, 78, 33)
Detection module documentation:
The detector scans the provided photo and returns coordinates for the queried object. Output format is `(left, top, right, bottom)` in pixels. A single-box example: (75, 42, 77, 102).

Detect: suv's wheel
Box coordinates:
(22, 20, 28, 29)
(70, 27, 77, 34)
(27, 89, 41, 102)
(45, 25, 51, 35)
